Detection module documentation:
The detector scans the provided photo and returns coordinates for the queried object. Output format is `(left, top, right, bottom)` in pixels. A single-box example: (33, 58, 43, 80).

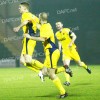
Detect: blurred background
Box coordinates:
(0, 0, 100, 67)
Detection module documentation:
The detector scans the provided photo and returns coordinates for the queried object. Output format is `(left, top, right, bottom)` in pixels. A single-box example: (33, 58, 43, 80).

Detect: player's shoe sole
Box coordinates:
(63, 81, 70, 86)
(86, 68, 91, 74)
(58, 93, 68, 99)
(66, 68, 73, 77)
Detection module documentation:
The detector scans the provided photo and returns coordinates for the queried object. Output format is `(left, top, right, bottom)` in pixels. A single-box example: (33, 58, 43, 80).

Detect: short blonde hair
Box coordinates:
(39, 12, 48, 21)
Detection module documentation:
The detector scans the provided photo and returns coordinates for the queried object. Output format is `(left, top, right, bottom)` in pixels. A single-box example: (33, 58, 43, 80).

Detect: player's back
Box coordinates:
(40, 23, 56, 50)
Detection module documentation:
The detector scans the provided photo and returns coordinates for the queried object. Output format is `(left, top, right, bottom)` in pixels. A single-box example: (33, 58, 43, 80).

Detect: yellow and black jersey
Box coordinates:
(21, 12, 39, 36)
(55, 28, 76, 49)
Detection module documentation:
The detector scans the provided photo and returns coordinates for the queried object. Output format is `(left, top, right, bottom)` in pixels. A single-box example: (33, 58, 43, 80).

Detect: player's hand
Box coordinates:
(24, 34, 31, 39)
(13, 27, 20, 32)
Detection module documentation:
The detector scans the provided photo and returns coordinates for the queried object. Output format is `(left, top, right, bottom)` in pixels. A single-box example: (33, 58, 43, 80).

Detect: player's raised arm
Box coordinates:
(68, 31, 77, 48)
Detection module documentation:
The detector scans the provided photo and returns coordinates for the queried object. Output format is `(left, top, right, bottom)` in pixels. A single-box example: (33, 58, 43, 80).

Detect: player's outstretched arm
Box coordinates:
(13, 20, 29, 32)
(24, 34, 45, 42)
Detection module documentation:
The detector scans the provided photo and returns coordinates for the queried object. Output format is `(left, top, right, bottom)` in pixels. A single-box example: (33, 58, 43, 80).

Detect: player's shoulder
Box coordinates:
(43, 23, 52, 29)
(47, 23, 52, 27)
(63, 28, 70, 32)
(22, 12, 36, 17)
(22, 12, 30, 16)
(61, 28, 70, 35)
(31, 13, 38, 18)
(55, 31, 60, 37)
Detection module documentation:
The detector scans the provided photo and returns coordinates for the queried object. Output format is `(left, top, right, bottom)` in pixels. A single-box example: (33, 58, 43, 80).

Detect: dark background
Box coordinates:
(0, 0, 100, 65)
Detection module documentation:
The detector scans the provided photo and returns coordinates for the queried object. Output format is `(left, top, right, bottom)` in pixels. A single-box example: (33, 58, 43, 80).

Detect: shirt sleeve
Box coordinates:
(22, 13, 32, 21)
(22, 13, 39, 23)
(32, 15, 39, 23)
(65, 28, 70, 35)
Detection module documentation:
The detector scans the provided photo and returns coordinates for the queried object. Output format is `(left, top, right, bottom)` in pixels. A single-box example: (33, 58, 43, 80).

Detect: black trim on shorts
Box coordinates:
(27, 22, 35, 36)
(46, 38, 58, 68)
(26, 38, 29, 54)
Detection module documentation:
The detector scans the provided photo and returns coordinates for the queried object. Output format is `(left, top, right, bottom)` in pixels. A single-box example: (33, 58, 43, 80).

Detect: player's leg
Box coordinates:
(62, 50, 73, 77)
(63, 59, 71, 86)
(21, 38, 41, 72)
(55, 55, 72, 77)
(24, 39, 35, 64)
(25, 39, 44, 70)
(55, 50, 72, 86)
(60, 49, 72, 85)
(48, 68, 67, 98)
(31, 59, 44, 70)
(49, 49, 67, 98)
(63, 72, 70, 86)
(43, 51, 51, 68)
(25, 53, 48, 81)
(77, 60, 91, 74)
(37, 50, 52, 82)
(20, 38, 47, 79)
(25, 55, 49, 82)
(20, 37, 27, 66)
(72, 48, 91, 74)
(20, 54, 39, 72)
(55, 67, 65, 74)
(20, 54, 26, 65)
(55, 59, 71, 85)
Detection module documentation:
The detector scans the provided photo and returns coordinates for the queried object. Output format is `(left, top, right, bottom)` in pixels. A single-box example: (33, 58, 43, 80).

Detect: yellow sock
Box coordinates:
(53, 77, 65, 95)
(81, 62, 87, 69)
(31, 59, 44, 70)
(64, 72, 70, 82)
(23, 62, 39, 73)
(56, 67, 65, 74)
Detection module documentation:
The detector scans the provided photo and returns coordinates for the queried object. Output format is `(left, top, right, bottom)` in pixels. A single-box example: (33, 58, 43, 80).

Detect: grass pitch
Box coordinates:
(0, 65, 100, 100)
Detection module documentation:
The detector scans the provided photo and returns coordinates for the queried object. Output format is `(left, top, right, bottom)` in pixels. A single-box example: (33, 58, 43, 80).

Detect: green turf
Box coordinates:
(0, 65, 100, 100)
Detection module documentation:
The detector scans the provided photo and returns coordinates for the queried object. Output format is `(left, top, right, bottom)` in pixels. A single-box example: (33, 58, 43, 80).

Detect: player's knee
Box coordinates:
(42, 67, 48, 75)
(41, 67, 48, 77)
(25, 59, 32, 64)
(49, 73, 57, 80)
(25, 55, 32, 64)
(47, 69, 57, 80)
(20, 57, 25, 64)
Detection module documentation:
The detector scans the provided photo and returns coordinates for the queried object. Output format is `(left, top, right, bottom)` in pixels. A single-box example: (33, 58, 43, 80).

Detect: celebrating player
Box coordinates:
(24, 12, 68, 98)
(55, 22, 91, 86)
(13, 2, 47, 73)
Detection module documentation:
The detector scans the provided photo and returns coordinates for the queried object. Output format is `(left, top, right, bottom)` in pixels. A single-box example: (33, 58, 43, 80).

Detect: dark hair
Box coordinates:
(20, 2, 29, 9)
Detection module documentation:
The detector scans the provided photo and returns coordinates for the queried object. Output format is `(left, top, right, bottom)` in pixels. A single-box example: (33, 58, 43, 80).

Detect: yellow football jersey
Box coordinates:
(21, 12, 39, 35)
(40, 23, 55, 50)
(55, 28, 76, 49)
(40, 23, 60, 68)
